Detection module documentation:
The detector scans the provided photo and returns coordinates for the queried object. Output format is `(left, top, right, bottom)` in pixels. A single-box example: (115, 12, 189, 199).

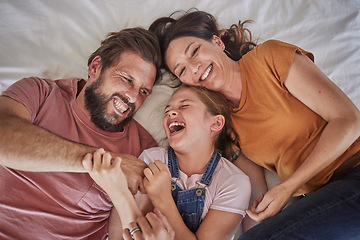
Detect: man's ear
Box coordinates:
(210, 115, 225, 133)
(88, 56, 102, 79)
(212, 35, 226, 51)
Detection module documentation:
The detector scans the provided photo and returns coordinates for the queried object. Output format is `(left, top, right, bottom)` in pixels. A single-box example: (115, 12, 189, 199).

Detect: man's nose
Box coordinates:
(125, 90, 138, 103)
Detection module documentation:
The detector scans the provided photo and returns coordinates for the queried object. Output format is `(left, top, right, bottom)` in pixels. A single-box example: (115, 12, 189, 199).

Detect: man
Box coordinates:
(0, 27, 161, 239)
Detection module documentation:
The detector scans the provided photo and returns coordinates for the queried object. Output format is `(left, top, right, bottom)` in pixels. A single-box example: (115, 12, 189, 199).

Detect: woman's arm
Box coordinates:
(123, 209, 175, 240)
(82, 149, 142, 230)
(248, 53, 360, 222)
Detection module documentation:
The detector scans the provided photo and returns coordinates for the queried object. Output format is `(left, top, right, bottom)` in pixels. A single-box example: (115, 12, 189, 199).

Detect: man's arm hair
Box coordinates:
(0, 96, 93, 172)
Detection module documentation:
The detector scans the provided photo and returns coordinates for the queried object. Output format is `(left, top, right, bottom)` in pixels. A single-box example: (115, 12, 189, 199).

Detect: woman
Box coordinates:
(149, 10, 360, 239)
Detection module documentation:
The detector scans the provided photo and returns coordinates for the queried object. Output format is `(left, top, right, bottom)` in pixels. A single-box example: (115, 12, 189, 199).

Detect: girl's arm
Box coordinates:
(196, 209, 243, 239)
(233, 153, 267, 231)
(248, 53, 360, 222)
(143, 160, 245, 240)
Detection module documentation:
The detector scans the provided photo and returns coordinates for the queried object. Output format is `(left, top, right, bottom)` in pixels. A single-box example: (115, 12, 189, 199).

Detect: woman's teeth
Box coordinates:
(201, 64, 212, 81)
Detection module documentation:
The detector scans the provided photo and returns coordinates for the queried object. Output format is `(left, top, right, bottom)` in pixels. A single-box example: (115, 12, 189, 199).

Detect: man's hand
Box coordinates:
(115, 152, 147, 195)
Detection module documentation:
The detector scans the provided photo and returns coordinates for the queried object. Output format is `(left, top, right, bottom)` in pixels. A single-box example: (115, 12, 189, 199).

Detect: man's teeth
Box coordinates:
(114, 99, 128, 113)
(201, 64, 212, 81)
(169, 122, 185, 133)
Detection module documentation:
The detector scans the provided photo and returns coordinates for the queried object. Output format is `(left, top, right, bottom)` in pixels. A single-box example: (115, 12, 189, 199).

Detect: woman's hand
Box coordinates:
(246, 182, 293, 222)
(82, 148, 129, 196)
(123, 208, 175, 240)
(143, 160, 172, 204)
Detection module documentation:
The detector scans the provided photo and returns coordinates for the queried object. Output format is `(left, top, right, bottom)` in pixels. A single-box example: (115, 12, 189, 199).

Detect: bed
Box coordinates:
(1, 0, 359, 232)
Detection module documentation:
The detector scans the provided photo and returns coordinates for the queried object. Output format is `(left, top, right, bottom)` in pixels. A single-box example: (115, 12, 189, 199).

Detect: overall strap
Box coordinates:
(167, 147, 221, 185)
(200, 151, 221, 185)
(168, 147, 180, 178)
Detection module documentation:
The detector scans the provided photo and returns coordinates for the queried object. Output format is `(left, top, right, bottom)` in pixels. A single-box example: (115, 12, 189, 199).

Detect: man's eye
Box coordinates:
(140, 89, 149, 96)
(122, 76, 132, 83)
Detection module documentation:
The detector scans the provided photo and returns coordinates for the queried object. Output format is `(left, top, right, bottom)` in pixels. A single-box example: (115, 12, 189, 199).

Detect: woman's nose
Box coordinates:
(190, 61, 201, 74)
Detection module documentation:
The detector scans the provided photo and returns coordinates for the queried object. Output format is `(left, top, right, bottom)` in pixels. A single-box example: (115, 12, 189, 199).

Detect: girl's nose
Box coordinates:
(167, 109, 177, 116)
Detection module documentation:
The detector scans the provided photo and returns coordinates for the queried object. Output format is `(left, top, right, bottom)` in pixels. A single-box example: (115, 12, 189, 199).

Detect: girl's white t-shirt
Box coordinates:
(139, 147, 251, 219)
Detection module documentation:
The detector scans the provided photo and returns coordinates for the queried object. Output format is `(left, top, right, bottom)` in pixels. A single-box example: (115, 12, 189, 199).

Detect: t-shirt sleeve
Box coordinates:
(210, 170, 251, 217)
(255, 40, 314, 86)
(132, 121, 158, 154)
(138, 147, 165, 165)
(1, 77, 51, 122)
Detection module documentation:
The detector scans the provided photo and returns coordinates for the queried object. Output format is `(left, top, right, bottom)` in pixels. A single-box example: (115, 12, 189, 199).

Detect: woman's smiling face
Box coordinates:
(165, 36, 230, 92)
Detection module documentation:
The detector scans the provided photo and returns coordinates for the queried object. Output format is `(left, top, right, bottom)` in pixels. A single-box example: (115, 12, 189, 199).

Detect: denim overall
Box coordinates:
(167, 147, 220, 233)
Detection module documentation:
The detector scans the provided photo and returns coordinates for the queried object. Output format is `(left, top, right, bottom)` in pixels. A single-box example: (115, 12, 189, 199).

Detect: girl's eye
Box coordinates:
(179, 68, 185, 77)
(164, 108, 171, 114)
(180, 104, 189, 109)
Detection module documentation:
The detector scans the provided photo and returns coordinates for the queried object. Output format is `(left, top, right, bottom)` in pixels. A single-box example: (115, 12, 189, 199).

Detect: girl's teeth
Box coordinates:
(169, 122, 186, 133)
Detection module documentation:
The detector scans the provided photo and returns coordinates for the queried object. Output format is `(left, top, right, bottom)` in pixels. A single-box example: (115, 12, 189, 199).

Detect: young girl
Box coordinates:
(84, 85, 251, 240)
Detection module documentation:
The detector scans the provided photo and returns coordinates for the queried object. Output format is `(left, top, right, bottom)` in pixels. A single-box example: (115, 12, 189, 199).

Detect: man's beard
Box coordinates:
(84, 76, 135, 132)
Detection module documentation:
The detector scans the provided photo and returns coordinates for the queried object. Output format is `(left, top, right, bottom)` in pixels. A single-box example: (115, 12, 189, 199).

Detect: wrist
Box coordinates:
(281, 178, 301, 196)
(150, 192, 173, 211)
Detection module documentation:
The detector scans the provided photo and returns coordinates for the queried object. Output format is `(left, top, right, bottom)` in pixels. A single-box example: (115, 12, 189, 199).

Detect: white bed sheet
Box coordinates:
(1, 0, 359, 203)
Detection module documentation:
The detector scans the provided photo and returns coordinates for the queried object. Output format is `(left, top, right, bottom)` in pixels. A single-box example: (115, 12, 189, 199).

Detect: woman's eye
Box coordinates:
(192, 47, 199, 57)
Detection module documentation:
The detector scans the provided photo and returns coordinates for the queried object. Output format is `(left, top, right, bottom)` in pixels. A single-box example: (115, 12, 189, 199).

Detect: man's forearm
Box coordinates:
(0, 116, 94, 172)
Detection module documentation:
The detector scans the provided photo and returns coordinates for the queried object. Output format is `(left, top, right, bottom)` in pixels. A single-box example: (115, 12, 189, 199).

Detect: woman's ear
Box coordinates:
(212, 35, 226, 51)
(210, 115, 225, 133)
(88, 56, 102, 79)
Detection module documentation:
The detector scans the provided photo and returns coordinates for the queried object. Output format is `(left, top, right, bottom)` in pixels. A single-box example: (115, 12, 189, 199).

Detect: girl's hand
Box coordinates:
(246, 182, 293, 222)
(143, 160, 172, 204)
(82, 148, 128, 195)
